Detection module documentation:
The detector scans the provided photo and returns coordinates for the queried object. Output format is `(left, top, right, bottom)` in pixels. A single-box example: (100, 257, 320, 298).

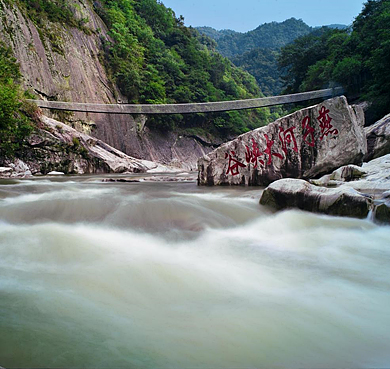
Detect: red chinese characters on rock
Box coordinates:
(301, 106, 338, 147)
(262, 133, 283, 165)
(317, 106, 338, 140)
(302, 116, 315, 147)
(225, 151, 246, 176)
(245, 138, 263, 168)
(224, 105, 338, 176)
(279, 126, 298, 155)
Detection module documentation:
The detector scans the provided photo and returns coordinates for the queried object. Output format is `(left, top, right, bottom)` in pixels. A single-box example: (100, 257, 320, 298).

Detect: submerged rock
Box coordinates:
(260, 154, 390, 223)
(198, 96, 367, 186)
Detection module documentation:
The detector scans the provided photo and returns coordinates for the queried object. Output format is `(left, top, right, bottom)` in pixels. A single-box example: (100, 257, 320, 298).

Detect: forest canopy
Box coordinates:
(278, 0, 390, 123)
(93, 0, 277, 137)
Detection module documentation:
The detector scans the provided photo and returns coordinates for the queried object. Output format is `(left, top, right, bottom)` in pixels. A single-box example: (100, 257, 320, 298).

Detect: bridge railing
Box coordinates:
(28, 87, 343, 115)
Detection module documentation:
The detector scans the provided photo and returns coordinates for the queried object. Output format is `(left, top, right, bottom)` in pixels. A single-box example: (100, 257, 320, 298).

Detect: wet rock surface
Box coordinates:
(260, 154, 390, 223)
(260, 178, 371, 219)
(198, 96, 367, 186)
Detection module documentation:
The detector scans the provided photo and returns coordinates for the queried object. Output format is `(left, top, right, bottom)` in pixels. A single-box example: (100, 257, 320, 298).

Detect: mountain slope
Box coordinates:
(197, 18, 313, 95)
(197, 18, 312, 59)
(0, 0, 279, 168)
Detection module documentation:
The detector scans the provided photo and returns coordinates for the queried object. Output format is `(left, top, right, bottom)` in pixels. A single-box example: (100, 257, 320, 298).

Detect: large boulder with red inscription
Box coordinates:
(198, 96, 367, 186)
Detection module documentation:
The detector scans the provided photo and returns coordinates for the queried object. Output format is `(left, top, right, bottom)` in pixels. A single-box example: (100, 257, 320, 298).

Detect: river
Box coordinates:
(1, 174, 389, 368)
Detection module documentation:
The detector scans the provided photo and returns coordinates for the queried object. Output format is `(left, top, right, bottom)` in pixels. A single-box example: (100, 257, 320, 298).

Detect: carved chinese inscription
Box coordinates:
(279, 126, 298, 155)
(224, 105, 339, 177)
(317, 106, 338, 140)
(225, 151, 246, 176)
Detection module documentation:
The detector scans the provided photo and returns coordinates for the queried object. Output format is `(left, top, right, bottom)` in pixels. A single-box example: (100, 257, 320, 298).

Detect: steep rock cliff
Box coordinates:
(0, 0, 211, 169)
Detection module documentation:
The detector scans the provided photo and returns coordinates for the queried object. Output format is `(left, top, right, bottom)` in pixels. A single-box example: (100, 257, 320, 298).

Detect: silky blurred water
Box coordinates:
(0, 175, 389, 368)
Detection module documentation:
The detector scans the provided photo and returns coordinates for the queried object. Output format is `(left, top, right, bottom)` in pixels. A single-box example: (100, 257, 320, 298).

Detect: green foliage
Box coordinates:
(199, 18, 312, 59)
(278, 0, 390, 123)
(232, 48, 282, 96)
(0, 43, 35, 158)
(9, 0, 92, 56)
(96, 0, 268, 138)
(19, 0, 91, 32)
(197, 18, 314, 96)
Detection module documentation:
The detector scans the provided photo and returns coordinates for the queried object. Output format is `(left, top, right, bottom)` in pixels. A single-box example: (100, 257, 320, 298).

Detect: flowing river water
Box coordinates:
(0, 174, 389, 368)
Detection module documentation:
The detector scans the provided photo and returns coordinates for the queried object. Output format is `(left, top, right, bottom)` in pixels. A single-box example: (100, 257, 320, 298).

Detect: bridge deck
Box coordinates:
(29, 87, 343, 115)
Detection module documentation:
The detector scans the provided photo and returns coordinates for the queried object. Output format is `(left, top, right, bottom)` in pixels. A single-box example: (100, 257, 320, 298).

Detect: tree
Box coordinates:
(0, 43, 34, 158)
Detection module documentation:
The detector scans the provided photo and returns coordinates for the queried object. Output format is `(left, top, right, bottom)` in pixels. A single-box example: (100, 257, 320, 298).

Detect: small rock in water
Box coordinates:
(102, 178, 140, 183)
(0, 167, 13, 176)
(47, 171, 65, 175)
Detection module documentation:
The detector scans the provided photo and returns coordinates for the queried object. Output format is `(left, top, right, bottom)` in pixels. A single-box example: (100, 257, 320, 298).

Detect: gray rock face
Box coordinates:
(0, 115, 178, 177)
(260, 154, 390, 223)
(198, 96, 367, 186)
(365, 113, 390, 161)
(0, 160, 32, 178)
(0, 0, 212, 170)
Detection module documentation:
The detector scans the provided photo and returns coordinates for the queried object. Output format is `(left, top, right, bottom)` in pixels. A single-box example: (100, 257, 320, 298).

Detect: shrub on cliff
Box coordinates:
(0, 43, 36, 158)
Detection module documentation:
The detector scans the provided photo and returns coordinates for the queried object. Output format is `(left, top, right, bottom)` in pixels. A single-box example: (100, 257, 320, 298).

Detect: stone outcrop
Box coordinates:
(365, 113, 390, 161)
(0, 0, 212, 170)
(0, 115, 178, 177)
(260, 154, 390, 223)
(198, 96, 367, 185)
(260, 179, 371, 218)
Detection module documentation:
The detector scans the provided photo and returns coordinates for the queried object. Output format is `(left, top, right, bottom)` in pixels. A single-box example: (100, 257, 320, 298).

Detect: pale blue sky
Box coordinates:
(161, 0, 366, 32)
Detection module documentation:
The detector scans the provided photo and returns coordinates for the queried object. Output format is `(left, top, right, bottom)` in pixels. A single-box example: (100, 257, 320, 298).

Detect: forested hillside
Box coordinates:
(199, 18, 312, 59)
(0, 0, 282, 142)
(278, 0, 390, 123)
(197, 18, 312, 95)
(195, 26, 238, 41)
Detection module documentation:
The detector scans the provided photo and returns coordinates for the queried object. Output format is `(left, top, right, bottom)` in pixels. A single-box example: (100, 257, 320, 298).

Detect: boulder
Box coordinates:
(365, 113, 390, 161)
(0, 167, 13, 177)
(260, 154, 390, 223)
(8, 159, 32, 177)
(260, 178, 371, 219)
(198, 96, 367, 186)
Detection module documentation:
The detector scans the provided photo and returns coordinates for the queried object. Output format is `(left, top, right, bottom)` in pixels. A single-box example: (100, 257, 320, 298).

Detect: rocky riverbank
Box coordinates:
(0, 115, 179, 178)
(259, 111, 390, 223)
(260, 155, 390, 223)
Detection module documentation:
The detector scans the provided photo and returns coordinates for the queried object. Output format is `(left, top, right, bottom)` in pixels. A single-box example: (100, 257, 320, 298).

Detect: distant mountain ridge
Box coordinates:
(196, 19, 345, 96)
(196, 18, 312, 58)
(195, 27, 238, 40)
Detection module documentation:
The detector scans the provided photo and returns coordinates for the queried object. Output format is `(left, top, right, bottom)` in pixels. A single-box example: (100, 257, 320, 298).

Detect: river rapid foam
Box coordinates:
(1, 175, 389, 368)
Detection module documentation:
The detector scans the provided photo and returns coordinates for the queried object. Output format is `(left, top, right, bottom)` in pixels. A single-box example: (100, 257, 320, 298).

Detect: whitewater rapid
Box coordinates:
(1, 175, 389, 368)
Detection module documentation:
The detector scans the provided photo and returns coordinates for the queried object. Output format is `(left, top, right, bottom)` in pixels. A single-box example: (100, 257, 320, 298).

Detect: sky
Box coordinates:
(161, 0, 366, 32)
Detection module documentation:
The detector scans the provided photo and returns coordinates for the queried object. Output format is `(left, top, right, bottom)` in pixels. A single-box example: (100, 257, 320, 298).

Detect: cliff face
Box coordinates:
(0, 0, 211, 170)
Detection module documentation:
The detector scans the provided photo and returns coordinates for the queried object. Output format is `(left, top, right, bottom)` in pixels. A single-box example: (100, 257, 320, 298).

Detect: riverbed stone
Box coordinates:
(365, 113, 390, 161)
(260, 178, 371, 218)
(375, 203, 390, 223)
(198, 96, 367, 186)
(260, 153, 390, 223)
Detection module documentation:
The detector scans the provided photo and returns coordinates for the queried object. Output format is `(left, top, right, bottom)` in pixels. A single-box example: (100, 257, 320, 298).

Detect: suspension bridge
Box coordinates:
(28, 87, 343, 115)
